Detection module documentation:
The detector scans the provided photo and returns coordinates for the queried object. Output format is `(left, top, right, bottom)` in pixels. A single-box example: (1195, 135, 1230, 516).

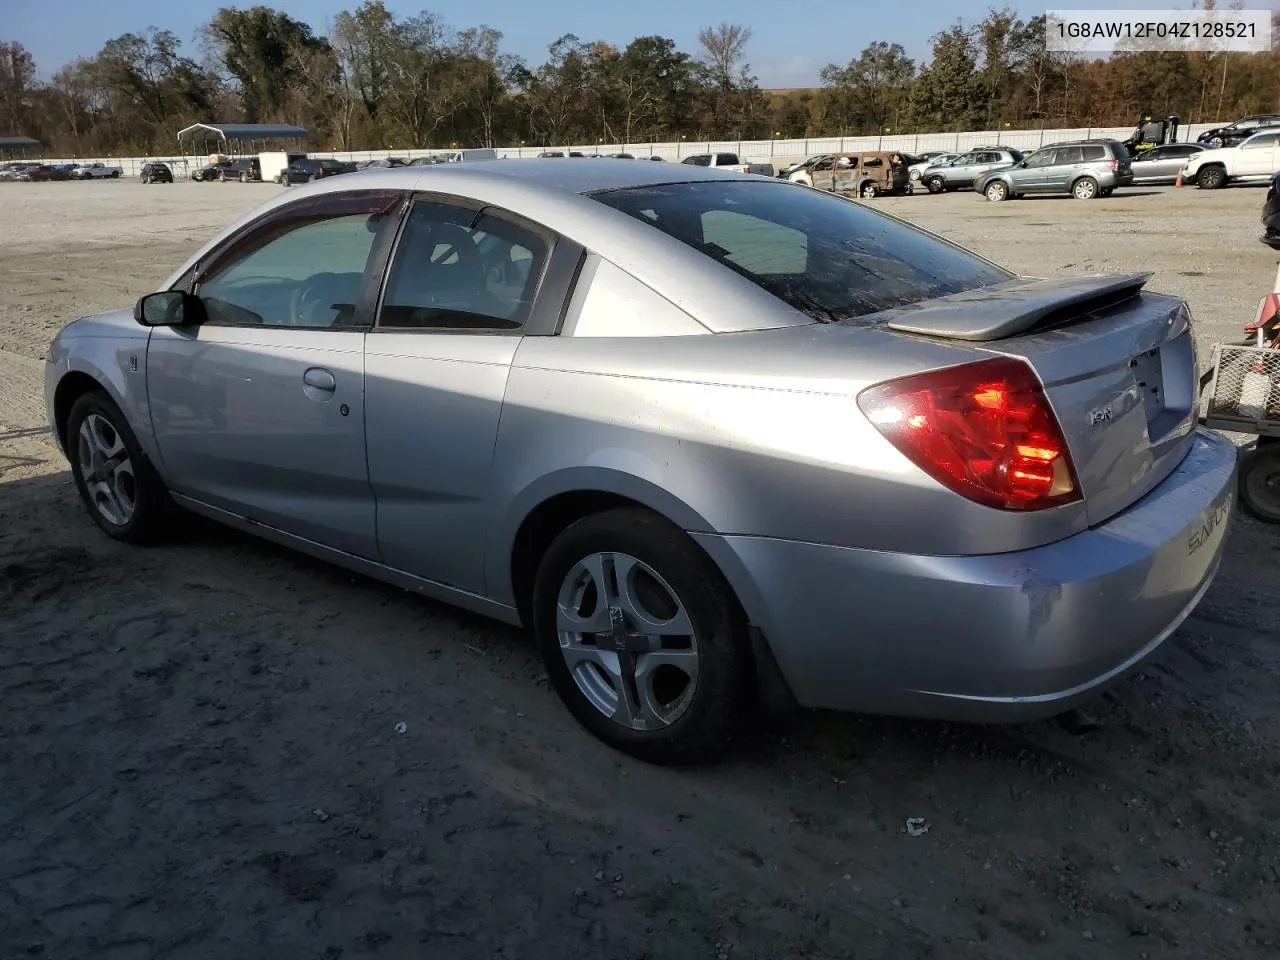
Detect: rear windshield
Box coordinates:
(591, 180, 1011, 322)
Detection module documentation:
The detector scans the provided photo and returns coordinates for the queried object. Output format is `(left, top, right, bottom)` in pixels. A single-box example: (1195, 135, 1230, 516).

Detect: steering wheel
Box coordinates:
(289, 280, 331, 327)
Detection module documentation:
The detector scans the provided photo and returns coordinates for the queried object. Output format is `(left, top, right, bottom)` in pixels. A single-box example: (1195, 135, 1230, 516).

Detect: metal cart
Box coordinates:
(1199, 339, 1280, 522)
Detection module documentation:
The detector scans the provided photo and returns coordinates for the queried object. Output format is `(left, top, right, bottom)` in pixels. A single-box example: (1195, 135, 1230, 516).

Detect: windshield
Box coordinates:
(591, 180, 1011, 322)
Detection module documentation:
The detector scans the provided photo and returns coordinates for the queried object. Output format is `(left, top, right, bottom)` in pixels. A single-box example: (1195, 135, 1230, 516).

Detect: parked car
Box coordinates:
(192, 161, 231, 182)
(19, 165, 70, 182)
(920, 147, 1024, 193)
(357, 157, 409, 170)
(139, 162, 174, 184)
(908, 152, 960, 183)
(0, 163, 36, 181)
(1262, 170, 1280, 248)
(680, 152, 774, 177)
(974, 139, 1133, 201)
(280, 157, 356, 183)
(1128, 142, 1208, 183)
(43, 162, 1236, 763)
(776, 154, 830, 178)
(220, 158, 262, 182)
(788, 151, 910, 198)
(1179, 130, 1280, 189)
(72, 161, 123, 179)
(1197, 114, 1280, 149)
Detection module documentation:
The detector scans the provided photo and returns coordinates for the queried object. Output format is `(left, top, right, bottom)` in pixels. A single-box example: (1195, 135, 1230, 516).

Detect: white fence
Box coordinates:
(9, 122, 1228, 179)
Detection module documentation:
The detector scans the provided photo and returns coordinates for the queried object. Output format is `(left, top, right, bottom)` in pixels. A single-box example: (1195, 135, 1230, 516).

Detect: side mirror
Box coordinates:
(134, 290, 204, 327)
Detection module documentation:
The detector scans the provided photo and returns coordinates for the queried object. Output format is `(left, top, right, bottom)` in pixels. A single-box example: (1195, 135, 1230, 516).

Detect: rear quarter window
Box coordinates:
(591, 180, 1011, 322)
(1081, 145, 1107, 161)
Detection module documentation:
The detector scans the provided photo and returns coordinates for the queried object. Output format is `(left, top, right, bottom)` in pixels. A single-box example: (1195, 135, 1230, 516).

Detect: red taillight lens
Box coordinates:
(857, 357, 1081, 511)
(1109, 158, 1118, 171)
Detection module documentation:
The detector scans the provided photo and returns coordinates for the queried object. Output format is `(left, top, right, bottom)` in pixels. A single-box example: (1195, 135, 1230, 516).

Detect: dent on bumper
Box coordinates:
(694, 430, 1237, 722)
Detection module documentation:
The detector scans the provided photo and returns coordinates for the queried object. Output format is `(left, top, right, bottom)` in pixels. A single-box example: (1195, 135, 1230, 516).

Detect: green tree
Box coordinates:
(820, 41, 915, 135)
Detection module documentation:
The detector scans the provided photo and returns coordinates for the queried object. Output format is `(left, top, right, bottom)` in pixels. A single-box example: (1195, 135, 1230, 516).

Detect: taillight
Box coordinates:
(857, 357, 1081, 511)
(1109, 158, 1118, 171)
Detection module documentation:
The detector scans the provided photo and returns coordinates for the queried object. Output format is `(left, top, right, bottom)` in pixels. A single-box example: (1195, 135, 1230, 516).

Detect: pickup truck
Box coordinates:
(680, 152, 774, 177)
(72, 162, 123, 180)
(1180, 130, 1280, 189)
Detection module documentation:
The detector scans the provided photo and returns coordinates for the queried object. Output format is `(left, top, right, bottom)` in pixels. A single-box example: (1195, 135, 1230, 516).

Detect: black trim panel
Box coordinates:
(528, 240, 585, 337)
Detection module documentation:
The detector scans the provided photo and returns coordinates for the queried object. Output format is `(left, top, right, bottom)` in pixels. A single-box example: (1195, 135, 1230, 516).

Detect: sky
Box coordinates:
(2, 0, 1269, 87)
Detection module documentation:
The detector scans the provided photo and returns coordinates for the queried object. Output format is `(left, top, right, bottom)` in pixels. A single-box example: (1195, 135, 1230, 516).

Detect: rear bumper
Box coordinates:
(694, 430, 1237, 722)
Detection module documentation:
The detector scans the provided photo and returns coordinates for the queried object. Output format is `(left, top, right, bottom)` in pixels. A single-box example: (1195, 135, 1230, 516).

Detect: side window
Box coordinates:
(1023, 149, 1055, 168)
(1080, 145, 1107, 161)
(814, 157, 834, 171)
(953, 154, 977, 166)
(378, 201, 550, 331)
(682, 155, 711, 166)
(975, 152, 999, 164)
(700, 209, 807, 276)
(1244, 134, 1279, 149)
(197, 196, 398, 329)
(715, 153, 740, 166)
(1054, 146, 1084, 164)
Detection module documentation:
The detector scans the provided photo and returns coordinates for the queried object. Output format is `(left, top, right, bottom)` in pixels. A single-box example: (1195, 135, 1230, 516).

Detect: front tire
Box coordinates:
(67, 390, 173, 545)
(984, 180, 1009, 202)
(926, 176, 945, 194)
(1198, 166, 1227, 189)
(532, 507, 750, 765)
(860, 182, 880, 199)
(1240, 444, 1280, 523)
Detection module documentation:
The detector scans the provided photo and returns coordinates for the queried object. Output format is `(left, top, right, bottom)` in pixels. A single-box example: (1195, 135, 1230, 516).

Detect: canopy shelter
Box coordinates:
(176, 123, 307, 160)
(0, 136, 42, 160)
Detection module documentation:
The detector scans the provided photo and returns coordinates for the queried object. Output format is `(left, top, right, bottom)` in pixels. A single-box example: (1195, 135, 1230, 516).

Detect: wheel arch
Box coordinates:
(495, 467, 719, 627)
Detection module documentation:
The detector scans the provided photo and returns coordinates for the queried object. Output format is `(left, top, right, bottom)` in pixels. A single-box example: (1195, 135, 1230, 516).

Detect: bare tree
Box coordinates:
(697, 23, 750, 91)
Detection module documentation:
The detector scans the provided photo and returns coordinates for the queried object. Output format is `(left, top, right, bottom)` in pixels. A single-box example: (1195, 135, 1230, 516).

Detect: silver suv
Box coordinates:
(974, 139, 1134, 202)
(920, 147, 1024, 193)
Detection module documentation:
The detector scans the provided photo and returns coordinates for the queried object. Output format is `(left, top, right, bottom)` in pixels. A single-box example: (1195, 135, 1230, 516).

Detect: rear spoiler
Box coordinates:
(880, 273, 1152, 342)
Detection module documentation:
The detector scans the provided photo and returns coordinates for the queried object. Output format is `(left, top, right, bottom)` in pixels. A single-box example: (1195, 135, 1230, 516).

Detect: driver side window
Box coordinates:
(197, 195, 398, 329)
(1023, 149, 1055, 168)
(377, 200, 550, 331)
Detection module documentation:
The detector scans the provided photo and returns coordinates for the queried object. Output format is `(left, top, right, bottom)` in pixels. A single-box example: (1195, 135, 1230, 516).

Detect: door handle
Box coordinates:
(303, 367, 336, 392)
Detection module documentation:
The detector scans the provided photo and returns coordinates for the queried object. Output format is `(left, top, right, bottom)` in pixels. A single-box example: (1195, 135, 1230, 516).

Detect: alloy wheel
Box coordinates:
(77, 413, 136, 526)
(555, 551, 699, 731)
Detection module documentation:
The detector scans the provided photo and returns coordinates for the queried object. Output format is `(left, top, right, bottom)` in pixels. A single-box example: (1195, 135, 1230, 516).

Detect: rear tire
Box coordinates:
(1198, 166, 1227, 189)
(1240, 444, 1280, 524)
(66, 390, 174, 545)
(531, 507, 750, 765)
(1072, 176, 1099, 200)
(860, 182, 880, 199)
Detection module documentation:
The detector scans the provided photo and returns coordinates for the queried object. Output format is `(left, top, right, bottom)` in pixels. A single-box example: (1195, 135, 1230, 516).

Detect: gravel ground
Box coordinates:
(1, 179, 1278, 960)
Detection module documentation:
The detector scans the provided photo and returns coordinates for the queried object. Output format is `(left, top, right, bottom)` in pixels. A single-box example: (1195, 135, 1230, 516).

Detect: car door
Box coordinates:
(1043, 145, 1082, 192)
(146, 189, 405, 558)
(808, 155, 836, 190)
(1154, 145, 1199, 180)
(363, 196, 571, 594)
(943, 153, 978, 186)
(1238, 133, 1280, 176)
(1011, 147, 1056, 191)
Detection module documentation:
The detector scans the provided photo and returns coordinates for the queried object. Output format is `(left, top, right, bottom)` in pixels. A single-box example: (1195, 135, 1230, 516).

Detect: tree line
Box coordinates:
(2, 3, 1280, 157)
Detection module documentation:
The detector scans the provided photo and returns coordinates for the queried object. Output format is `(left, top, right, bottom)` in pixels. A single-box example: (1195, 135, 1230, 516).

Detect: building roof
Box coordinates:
(0, 136, 41, 148)
(177, 123, 307, 143)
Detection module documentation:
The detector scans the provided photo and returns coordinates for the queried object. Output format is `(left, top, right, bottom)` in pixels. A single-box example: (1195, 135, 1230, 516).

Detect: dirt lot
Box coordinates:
(1, 179, 1278, 959)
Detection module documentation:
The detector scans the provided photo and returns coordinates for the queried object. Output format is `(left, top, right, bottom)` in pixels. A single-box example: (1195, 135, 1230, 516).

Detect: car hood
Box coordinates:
(1197, 127, 1231, 139)
(1183, 147, 1234, 166)
(56, 307, 148, 342)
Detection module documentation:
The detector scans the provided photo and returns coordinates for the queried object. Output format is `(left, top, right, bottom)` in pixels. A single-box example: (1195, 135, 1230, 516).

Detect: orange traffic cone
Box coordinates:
(1175, 173, 1183, 187)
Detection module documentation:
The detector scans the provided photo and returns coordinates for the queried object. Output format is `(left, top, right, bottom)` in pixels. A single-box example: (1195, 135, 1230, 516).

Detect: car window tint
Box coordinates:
(1023, 149, 1055, 168)
(682, 155, 711, 166)
(593, 180, 1010, 323)
(378, 202, 548, 331)
(1080, 145, 1107, 161)
(1170, 145, 1200, 156)
(1053, 146, 1084, 164)
(975, 152, 998, 164)
(199, 213, 387, 328)
(1244, 134, 1279, 149)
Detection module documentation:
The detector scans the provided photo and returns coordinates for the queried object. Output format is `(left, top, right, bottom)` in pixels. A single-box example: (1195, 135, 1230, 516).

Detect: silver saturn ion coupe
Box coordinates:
(44, 161, 1237, 764)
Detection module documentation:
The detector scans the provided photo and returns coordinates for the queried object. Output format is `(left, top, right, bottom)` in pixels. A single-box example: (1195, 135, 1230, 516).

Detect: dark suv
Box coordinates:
(974, 139, 1133, 202)
(281, 157, 355, 184)
(1198, 115, 1280, 149)
(221, 158, 262, 182)
(139, 162, 173, 184)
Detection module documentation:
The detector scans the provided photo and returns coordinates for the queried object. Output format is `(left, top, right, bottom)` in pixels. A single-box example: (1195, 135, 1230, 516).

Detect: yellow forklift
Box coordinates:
(1123, 116, 1179, 156)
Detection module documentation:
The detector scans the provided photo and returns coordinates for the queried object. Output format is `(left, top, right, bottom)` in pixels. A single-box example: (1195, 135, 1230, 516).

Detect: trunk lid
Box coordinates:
(876, 274, 1199, 526)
